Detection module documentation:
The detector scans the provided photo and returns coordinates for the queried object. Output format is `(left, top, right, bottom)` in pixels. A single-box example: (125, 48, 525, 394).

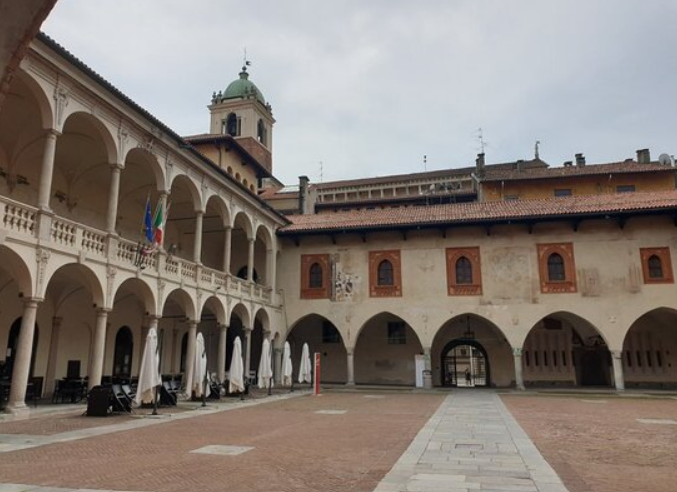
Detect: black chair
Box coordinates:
(26, 377, 43, 407)
(111, 383, 132, 413)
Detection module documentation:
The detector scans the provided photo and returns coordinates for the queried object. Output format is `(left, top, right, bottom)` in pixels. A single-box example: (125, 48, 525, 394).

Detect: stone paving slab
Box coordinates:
(372, 391, 569, 492)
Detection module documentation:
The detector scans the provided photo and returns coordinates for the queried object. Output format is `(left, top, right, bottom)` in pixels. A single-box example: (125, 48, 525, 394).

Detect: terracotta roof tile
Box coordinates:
(482, 161, 675, 182)
(279, 190, 677, 234)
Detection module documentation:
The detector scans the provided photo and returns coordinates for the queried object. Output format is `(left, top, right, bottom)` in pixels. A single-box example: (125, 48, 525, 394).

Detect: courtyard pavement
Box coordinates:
(13, 388, 677, 491)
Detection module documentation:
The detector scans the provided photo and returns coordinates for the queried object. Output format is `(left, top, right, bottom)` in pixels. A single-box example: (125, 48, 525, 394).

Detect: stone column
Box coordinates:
(247, 238, 255, 282)
(184, 320, 198, 397)
(137, 323, 150, 376)
(217, 323, 228, 382)
(243, 326, 253, 377)
(423, 347, 433, 389)
(5, 299, 40, 415)
(44, 316, 63, 394)
(105, 163, 122, 234)
(267, 247, 277, 290)
(222, 226, 232, 274)
(37, 129, 59, 210)
(513, 347, 525, 391)
(611, 349, 625, 391)
(88, 309, 110, 390)
(273, 346, 283, 384)
(193, 211, 204, 264)
(346, 349, 355, 386)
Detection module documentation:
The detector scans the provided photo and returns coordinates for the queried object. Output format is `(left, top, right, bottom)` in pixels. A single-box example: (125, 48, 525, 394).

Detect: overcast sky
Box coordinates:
(42, 1, 677, 185)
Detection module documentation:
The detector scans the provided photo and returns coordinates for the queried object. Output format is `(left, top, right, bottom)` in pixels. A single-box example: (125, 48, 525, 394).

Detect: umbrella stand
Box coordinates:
(202, 373, 207, 407)
(267, 341, 273, 396)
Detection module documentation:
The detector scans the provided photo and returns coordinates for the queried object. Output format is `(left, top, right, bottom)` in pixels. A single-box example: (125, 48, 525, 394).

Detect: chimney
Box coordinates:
(516, 159, 524, 172)
(475, 153, 486, 178)
(636, 148, 650, 164)
(563, 161, 573, 167)
(575, 153, 586, 167)
(298, 175, 309, 214)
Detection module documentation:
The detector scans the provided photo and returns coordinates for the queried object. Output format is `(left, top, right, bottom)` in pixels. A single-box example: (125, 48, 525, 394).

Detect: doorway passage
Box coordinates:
(442, 339, 488, 387)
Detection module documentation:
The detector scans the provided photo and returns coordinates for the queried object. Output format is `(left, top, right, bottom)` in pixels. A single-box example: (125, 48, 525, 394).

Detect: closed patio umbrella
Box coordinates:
(135, 327, 161, 405)
(298, 342, 312, 384)
(229, 336, 245, 393)
(282, 341, 293, 386)
(257, 338, 273, 389)
(192, 332, 210, 398)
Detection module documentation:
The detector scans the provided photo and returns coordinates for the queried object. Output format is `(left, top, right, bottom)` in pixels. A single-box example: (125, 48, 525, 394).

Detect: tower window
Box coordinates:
(455, 256, 473, 285)
(225, 113, 241, 136)
(648, 255, 663, 279)
(377, 260, 394, 286)
(257, 119, 267, 146)
(309, 263, 323, 288)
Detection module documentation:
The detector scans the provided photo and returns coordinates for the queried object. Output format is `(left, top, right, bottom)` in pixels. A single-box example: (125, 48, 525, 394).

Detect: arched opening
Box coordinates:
(377, 260, 394, 286)
(161, 288, 195, 379)
(198, 296, 225, 376)
(164, 174, 201, 263)
(0, 70, 50, 207)
(523, 313, 611, 387)
(4, 318, 39, 380)
(432, 314, 512, 388)
(201, 195, 230, 271)
(286, 314, 346, 383)
(547, 253, 565, 281)
(440, 339, 488, 387)
(117, 148, 163, 240)
(230, 212, 253, 277)
(225, 112, 238, 137)
(355, 312, 422, 386)
(455, 257, 473, 284)
(51, 112, 116, 230)
(309, 263, 323, 288)
(647, 255, 664, 280)
(623, 308, 677, 389)
(254, 225, 272, 286)
(112, 326, 133, 378)
(257, 119, 266, 146)
(226, 304, 250, 375)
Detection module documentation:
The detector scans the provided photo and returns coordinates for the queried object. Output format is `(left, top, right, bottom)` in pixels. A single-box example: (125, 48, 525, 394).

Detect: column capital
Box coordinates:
(110, 162, 124, 171)
(187, 319, 199, 328)
(195, 210, 205, 217)
(21, 297, 42, 309)
(217, 322, 229, 330)
(611, 349, 624, 358)
(96, 307, 111, 316)
(44, 128, 61, 138)
(243, 326, 252, 334)
(512, 347, 523, 357)
(248, 237, 255, 244)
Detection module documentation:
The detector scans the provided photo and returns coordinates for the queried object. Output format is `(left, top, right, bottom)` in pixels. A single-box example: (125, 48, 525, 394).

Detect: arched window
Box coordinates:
(455, 256, 473, 284)
(112, 326, 134, 378)
(243, 178, 249, 188)
(547, 253, 565, 281)
(227, 166, 233, 175)
(237, 266, 259, 283)
(235, 172, 241, 182)
(648, 255, 663, 279)
(309, 263, 323, 288)
(377, 259, 394, 286)
(257, 119, 266, 145)
(225, 112, 238, 136)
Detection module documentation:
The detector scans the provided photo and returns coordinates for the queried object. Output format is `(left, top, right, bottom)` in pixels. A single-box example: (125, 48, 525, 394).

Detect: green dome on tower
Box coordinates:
(222, 66, 266, 105)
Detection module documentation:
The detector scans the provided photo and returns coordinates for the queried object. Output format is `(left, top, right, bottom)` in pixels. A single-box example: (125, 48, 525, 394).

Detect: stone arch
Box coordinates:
(169, 173, 202, 212)
(432, 313, 512, 388)
(254, 224, 273, 285)
(162, 288, 196, 322)
(230, 211, 254, 278)
(229, 302, 251, 329)
(111, 277, 157, 317)
(199, 295, 227, 325)
(351, 309, 418, 349)
(355, 311, 423, 386)
(59, 111, 118, 167)
(254, 306, 271, 333)
(14, 68, 53, 130)
(522, 311, 611, 387)
(622, 307, 677, 388)
(44, 262, 105, 310)
(201, 194, 231, 271)
(286, 313, 347, 384)
(0, 245, 33, 298)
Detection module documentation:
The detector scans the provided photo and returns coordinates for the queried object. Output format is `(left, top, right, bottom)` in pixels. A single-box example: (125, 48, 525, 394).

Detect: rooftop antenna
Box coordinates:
(476, 127, 487, 154)
(423, 154, 427, 172)
(535, 140, 541, 159)
(319, 160, 324, 183)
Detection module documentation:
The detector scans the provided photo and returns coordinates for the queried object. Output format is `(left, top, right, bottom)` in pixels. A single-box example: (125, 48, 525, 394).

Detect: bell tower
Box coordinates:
(209, 65, 275, 173)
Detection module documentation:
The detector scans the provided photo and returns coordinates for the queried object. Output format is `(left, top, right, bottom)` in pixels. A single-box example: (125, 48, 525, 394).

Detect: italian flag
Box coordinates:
(153, 199, 164, 247)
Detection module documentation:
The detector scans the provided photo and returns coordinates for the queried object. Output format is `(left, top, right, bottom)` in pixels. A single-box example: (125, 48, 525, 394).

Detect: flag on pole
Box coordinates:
(144, 196, 153, 243)
(153, 199, 164, 247)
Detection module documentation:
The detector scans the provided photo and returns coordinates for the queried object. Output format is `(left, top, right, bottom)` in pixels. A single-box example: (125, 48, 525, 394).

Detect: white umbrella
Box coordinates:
(257, 338, 273, 389)
(282, 341, 293, 386)
(135, 327, 161, 405)
(228, 336, 245, 393)
(298, 342, 312, 384)
(192, 332, 210, 398)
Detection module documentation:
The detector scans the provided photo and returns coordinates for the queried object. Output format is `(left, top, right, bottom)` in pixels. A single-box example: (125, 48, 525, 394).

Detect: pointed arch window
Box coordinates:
(446, 247, 482, 295)
(369, 250, 402, 297)
(537, 243, 577, 293)
(377, 260, 394, 286)
(547, 253, 565, 281)
(640, 247, 673, 284)
(455, 256, 473, 284)
(301, 254, 330, 299)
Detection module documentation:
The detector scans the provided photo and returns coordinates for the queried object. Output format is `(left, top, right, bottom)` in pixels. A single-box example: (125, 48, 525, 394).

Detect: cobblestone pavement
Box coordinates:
(373, 390, 568, 492)
(502, 394, 677, 492)
(0, 392, 443, 492)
